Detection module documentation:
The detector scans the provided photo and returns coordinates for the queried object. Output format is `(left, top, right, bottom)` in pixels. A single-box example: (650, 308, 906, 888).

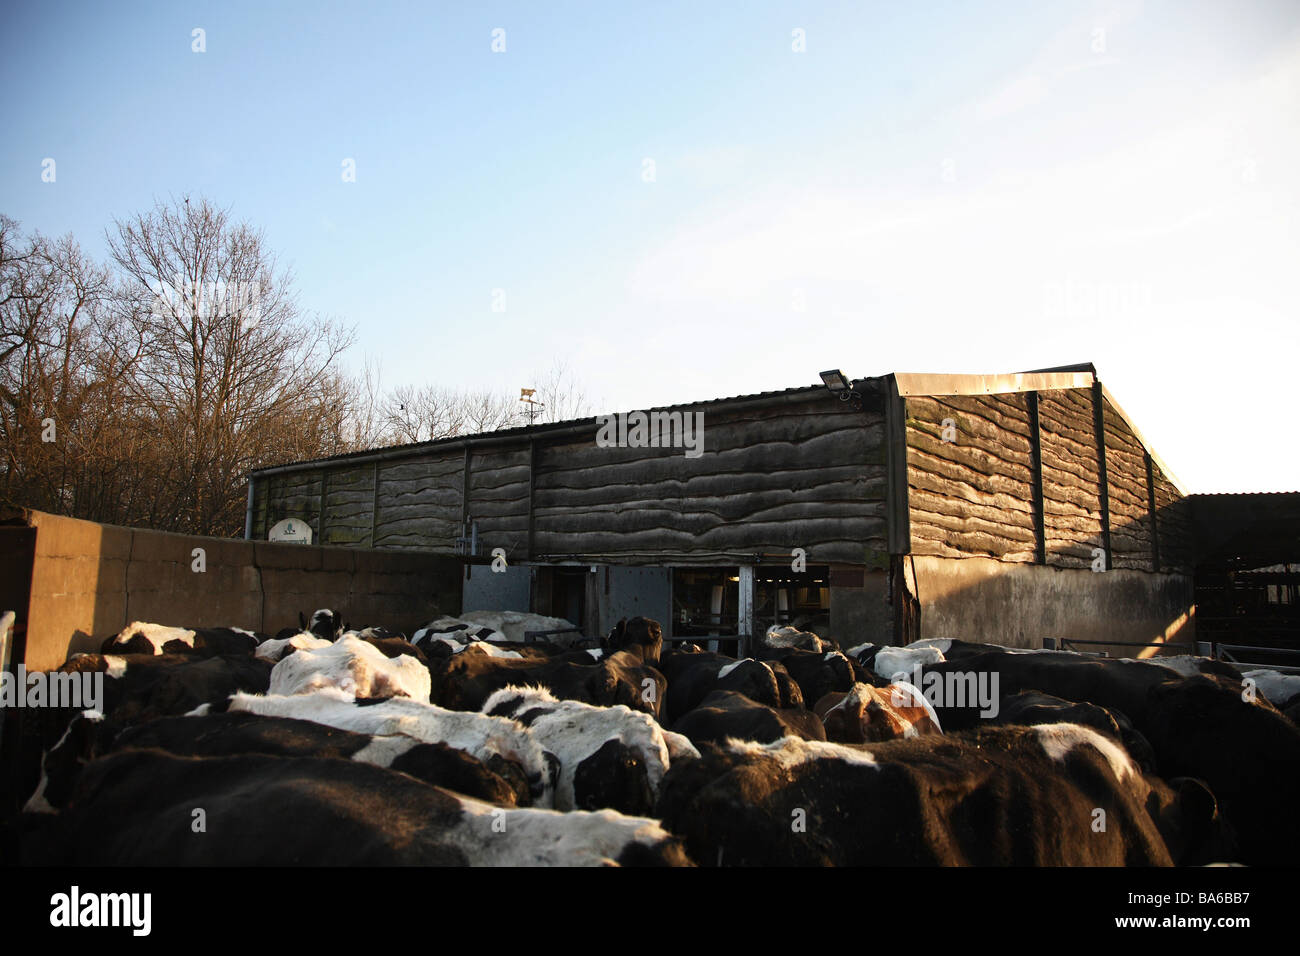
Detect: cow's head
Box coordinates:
(607, 616, 663, 664)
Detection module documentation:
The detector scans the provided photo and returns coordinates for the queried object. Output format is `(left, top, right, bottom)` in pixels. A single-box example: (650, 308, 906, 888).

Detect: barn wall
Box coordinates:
(532, 398, 887, 565)
(6, 507, 461, 672)
(904, 386, 1188, 575)
(910, 554, 1195, 653)
(904, 393, 1038, 562)
(254, 391, 891, 567)
(1037, 389, 1105, 569)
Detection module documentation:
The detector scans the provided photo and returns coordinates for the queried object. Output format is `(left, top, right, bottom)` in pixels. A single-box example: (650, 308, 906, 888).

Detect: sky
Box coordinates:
(2, 0, 1297, 493)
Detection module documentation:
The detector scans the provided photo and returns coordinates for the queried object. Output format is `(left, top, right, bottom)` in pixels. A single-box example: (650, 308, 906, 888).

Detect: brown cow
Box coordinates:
(814, 681, 943, 743)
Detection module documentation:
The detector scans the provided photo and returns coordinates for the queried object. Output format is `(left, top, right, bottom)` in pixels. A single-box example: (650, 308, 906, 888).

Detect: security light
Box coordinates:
(820, 369, 861, 406)
(820, 369, 850, 394)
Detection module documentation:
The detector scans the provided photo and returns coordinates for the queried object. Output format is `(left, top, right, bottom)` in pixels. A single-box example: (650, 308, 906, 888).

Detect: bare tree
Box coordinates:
(528, 358, 593, 424)
(106, 195, 355, 535)
(0, 218, 135, 521)
(381, 383, 465, 443)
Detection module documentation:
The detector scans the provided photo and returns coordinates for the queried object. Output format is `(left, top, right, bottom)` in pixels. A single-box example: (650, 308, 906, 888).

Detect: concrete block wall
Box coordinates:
(2, 507, 462, 672)
(909, 554, 1194, 656)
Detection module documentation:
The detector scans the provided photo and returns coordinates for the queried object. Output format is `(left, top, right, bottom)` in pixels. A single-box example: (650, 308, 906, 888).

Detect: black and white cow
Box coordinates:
(991, 690, 1156, 772)
(301, 608, 346, 642)
(482, 685, 674, 815)
(225, 687, 558, 807)
(915, 650, 1300, 865)
(36, 748, 693, 866)
(26, 709, 530, 812)
(101, 622, 262, 657)
(268, 634, 431, 700)
(655, 724, 1231, 866)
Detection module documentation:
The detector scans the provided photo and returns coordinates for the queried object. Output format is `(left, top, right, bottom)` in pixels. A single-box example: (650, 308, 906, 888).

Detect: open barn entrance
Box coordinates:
(755, 565, 831, 636)
(670, 565, 830, 655)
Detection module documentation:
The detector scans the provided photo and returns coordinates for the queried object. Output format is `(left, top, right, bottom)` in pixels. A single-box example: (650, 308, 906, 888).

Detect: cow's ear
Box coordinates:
(299, 611, 306, 630)
(1173, 776, 1219, 825)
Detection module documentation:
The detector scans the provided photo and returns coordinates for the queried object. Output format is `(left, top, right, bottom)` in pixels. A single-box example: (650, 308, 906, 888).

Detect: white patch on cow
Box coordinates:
(481, 685, 671, 811)
(873, 645, 945, 677)
(1243, 669, 1300, 707)
(1148, 656, 1214, 678)
(762, 625, 824, 651)
(1035, 723, 1136, 783)
(660, 729, 701, 762)
(229, 627, 259, 640)
(103, 656, 128, 679)
(845, 643, 875, 658)
(107, 622, 195, 655)
(24, 710, 104, 814)
(459, 610, 576, 644)
(254, 632, 333, 662)
(228, 687, 554, 806)
(350, 733, 422, 769)
(447, 798, 678, 866)
(888, 680, 944, 735)
(822, 681, 940, 739)
(717, 659, 753, 679)
(586, 648, 605, 660)
(724, 735, 880, 770)
(413, 616, 512, 645)
(268, 635, 431, 700)
(461, 642, 523, 660)
(909, 638, 953, 654)
(185, 703, 212, 716)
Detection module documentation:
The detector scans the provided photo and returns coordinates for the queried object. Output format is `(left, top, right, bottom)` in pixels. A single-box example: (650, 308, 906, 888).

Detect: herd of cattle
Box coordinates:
(10, 608, 1300, 866)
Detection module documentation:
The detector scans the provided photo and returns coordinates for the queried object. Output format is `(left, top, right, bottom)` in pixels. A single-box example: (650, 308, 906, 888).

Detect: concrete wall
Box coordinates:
(462, 563, 532, 614)
(909, 554, 1194, 655)
(828, 568, 892, 647)
(4, 507, 462, 672)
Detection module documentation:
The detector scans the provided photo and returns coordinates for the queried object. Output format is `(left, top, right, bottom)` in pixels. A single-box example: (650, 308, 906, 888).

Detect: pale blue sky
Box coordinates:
(2, 0, 1298, 492)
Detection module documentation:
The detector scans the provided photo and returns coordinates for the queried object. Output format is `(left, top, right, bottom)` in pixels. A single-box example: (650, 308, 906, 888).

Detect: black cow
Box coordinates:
(1140, 675, 1300, 866)
(54, 653, 272, 728)
(605, 617, 664, 665)
(758, 647, 857, 708)
(429, 648, 666, 717)
(659, 652, 782, 725)
(673, 690, 827, 746)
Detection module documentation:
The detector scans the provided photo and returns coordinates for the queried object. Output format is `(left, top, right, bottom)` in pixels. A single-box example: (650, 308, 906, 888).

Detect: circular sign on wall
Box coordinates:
(268, 518, 313, 545)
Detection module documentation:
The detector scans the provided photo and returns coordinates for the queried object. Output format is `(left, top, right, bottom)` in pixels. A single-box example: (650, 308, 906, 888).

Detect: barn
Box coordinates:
(246, 362, 1195, 656)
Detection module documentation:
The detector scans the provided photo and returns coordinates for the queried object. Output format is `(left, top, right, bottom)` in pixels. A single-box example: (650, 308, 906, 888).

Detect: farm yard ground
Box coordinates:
(5, 610, 1299, 868)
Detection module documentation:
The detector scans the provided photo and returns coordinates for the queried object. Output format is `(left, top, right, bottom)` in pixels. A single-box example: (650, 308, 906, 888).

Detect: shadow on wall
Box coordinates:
(900, 499, 1197, 659)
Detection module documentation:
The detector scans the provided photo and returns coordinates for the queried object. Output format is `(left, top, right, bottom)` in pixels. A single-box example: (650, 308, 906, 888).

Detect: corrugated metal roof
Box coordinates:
(1190, 491, 1300, 497)
(251, 381, 838, 475)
